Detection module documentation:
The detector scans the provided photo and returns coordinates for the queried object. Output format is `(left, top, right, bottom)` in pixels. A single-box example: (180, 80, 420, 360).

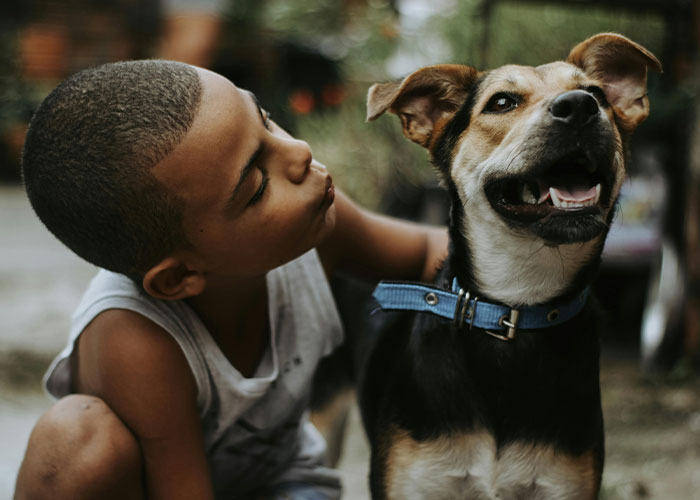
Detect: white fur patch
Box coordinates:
(386, 430, 597, 500)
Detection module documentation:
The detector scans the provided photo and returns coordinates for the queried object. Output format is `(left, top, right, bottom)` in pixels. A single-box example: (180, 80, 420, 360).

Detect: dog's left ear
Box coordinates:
(366, 64, 479, 148)
(568, 33, 662, 131)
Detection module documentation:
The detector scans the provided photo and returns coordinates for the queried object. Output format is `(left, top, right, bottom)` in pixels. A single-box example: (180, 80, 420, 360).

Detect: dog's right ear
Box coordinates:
(366, 64, 478, 149)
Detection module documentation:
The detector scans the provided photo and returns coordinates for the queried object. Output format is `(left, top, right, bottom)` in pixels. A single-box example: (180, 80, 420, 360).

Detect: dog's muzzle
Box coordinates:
(484, 151, 605, 219)
(483, 90, 619, 244)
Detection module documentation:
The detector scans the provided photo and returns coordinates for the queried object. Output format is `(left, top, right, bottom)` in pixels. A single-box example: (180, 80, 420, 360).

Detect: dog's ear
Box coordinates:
(366, 64, 478, 148)
(567, 33, 662, 132)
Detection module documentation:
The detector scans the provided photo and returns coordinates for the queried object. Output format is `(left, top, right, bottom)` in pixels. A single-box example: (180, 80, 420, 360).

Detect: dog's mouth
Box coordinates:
(485, 152, 612, 225)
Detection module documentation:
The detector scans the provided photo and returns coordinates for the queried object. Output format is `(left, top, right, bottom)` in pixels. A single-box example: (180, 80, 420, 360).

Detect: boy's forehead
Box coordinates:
(151, 68, 254, 197)
(196, 67, 248, 111)
(187, 68, 259, 143)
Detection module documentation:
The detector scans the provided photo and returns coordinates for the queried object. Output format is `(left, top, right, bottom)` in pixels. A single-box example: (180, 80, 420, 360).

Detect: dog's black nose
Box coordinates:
(550, 90, 599, 128)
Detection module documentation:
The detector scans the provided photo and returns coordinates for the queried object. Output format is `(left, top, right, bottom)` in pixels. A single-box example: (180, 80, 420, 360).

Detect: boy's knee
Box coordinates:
(15, 394, 143, 500)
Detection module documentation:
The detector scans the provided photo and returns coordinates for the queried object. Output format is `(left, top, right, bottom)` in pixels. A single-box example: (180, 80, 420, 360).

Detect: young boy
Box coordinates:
(15, 60, 447, 499)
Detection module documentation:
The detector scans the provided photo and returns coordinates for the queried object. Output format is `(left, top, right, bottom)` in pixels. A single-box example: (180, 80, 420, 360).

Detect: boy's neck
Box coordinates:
(186, 274, 269, 378)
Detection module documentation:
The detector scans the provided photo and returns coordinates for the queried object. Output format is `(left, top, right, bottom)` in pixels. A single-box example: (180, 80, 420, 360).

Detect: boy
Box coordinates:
(15, 60, 447, 499)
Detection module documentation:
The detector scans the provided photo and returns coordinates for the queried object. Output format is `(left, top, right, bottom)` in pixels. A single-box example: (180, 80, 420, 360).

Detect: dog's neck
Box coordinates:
(446, 199, 606, 308)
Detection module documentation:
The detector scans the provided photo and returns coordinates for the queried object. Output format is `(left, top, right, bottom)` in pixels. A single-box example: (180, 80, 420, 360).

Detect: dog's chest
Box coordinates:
(385, 429, 596, 500)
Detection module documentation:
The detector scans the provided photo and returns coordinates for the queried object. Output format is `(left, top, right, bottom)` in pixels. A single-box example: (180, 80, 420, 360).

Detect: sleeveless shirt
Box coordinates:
(44, 249, 344, 498)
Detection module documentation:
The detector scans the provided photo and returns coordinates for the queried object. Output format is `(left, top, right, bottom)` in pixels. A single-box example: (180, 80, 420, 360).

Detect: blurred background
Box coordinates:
(2, 0, 700, 498)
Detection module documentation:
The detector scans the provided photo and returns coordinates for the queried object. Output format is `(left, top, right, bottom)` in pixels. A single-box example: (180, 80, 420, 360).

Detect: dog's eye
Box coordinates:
(483, 93, 519, 114)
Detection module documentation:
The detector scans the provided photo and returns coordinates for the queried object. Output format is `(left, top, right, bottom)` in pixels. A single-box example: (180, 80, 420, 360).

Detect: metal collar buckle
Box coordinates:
(485, 309, 520, 342)
(454, 287, 520, 341)
(453, 288, 471, 328)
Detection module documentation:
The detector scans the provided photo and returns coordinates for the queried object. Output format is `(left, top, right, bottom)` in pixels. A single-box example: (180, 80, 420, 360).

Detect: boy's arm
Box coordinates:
(318, 190, 449, 282)
(74, 309, 214, 500)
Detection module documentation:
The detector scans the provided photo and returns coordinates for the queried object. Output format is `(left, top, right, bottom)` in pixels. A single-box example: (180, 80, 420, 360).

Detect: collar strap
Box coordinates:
(372, 280, 589, 341)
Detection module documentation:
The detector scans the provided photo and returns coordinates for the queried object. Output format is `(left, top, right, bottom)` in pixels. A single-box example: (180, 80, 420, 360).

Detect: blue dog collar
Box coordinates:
(372, 279, 589, 341)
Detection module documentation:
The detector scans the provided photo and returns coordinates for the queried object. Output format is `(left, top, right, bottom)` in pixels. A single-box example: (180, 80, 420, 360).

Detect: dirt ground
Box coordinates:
(597, 352, 700, 500)
(2, 183, 700, 499)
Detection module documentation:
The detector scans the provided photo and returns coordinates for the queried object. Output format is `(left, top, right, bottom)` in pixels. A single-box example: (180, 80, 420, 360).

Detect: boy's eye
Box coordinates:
(263, 109, 272, 130)
(247, 168, 268, 206)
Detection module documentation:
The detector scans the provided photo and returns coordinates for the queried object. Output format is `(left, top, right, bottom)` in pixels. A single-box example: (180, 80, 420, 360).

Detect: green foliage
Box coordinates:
(427, 0, 484, 67)
(430, 1, 666, 70)
(259, 0, 400, 79)
(260, 0, 346, 41)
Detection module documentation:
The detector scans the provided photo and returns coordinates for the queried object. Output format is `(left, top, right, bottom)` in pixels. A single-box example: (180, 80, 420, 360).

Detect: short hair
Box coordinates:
(22, 60, 203, 280)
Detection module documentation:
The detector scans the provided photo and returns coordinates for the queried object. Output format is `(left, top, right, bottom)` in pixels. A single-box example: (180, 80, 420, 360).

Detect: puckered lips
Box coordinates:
(484, 152, 611, 225)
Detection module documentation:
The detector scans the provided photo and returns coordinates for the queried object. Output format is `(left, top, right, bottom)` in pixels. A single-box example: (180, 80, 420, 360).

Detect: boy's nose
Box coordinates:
(284, 138, 313, 184)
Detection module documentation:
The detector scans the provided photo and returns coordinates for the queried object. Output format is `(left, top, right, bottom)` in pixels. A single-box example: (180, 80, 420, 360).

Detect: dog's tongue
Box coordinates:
(537, 176, 597, 203)
(552, 185, 597, 202)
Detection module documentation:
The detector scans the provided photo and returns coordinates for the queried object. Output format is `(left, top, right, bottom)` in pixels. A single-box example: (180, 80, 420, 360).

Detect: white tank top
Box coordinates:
(44, 249, 344, 498)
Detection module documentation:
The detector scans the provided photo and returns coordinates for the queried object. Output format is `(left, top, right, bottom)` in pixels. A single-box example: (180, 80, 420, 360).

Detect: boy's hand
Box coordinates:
(319, 190, 448, 282)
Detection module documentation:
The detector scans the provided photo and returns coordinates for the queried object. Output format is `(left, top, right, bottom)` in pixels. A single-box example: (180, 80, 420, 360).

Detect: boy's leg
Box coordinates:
(14, 394, 144, 500)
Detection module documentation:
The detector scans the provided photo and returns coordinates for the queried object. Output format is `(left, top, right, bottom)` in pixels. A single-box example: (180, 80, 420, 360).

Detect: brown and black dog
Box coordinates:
(358, 34, 661, 499)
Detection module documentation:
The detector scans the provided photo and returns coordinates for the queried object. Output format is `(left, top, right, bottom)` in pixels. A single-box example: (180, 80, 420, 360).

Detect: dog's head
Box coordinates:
(368, 34, 661, 305)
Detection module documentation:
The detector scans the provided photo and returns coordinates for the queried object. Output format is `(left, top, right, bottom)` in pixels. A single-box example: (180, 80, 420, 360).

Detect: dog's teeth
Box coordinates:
(522, 184, 537, 204)
(549, 187, 562, 208)
(595, 184, 601, 203)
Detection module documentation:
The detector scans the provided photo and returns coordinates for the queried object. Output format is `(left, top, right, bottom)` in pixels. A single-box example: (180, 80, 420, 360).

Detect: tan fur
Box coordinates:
(384, 427, 598, 500)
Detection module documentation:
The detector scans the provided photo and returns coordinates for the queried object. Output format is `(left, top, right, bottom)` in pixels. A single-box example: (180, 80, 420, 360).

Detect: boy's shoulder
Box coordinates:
(74, 307, 195, 396)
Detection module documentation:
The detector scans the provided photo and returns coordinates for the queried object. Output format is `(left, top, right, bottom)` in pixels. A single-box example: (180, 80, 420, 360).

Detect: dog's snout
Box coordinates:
(549, 90, 599, 128)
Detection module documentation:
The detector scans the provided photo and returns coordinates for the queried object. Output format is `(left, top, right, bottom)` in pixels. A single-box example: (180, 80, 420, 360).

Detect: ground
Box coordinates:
(599, 353, 700, 499)
(2, 184, 700, 499)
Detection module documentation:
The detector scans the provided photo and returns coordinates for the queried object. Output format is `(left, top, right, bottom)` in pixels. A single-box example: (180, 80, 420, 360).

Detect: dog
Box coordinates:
(357, 33, 661, 499)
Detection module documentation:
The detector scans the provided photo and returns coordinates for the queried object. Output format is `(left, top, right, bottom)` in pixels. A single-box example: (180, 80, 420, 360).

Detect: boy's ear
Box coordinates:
(142, 256, 207, 300)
